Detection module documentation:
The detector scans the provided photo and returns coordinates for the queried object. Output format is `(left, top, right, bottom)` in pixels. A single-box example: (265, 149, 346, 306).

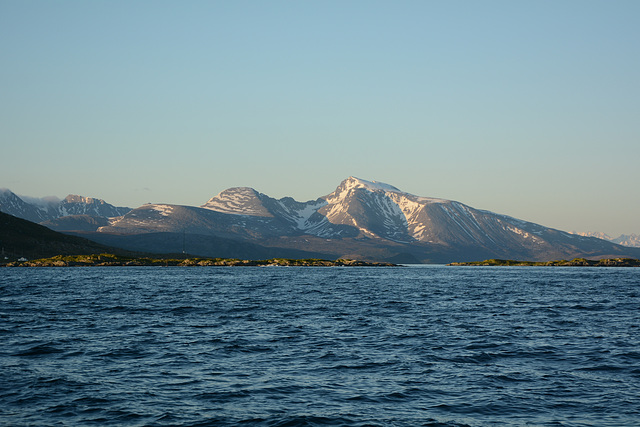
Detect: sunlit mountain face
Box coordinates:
(3, 178, 639, 263)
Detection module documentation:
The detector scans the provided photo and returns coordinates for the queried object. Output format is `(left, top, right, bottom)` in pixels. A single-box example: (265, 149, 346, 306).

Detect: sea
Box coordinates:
(1, 266, 639, 426)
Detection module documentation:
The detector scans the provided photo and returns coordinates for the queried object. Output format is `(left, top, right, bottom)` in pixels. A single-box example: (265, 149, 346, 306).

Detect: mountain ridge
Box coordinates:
(0, 189, 131, 224)
(83, 177, 640, 263)
(3, 178, 639, 263)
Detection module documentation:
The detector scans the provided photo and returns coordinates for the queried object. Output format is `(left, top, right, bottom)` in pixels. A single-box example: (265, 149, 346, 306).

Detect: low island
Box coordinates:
(448, 258, 640, 267)
(3, 253, 395, 267)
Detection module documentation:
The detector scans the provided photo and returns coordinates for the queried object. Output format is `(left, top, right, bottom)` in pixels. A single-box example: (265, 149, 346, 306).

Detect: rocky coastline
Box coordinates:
(448, 258, 640, 267)
(2, 253, 395, 268)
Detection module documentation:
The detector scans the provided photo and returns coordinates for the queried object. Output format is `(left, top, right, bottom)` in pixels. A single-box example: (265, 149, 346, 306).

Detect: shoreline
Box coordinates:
(2, 253, 396, 268)
(448, 257, 640, 267)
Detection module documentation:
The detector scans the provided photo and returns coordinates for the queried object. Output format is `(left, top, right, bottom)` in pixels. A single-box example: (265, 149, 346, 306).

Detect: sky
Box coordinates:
(1, 0, 639, 236)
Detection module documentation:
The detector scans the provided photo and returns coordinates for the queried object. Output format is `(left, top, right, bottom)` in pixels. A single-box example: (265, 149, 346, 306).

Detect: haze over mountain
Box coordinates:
(570, 231, 640, 248)
(4, 177, 636, 263)
(0, 189, 130, 224)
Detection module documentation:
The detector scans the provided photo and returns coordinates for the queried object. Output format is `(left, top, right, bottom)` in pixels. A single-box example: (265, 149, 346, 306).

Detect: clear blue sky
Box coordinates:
(1, 0, 639, 236)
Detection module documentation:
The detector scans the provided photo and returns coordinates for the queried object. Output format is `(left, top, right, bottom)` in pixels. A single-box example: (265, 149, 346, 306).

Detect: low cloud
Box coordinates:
(18, 194, 61, 207)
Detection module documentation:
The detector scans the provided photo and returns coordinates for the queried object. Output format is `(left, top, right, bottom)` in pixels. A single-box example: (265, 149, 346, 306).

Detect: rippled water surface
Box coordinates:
(1, 266, 639, 426)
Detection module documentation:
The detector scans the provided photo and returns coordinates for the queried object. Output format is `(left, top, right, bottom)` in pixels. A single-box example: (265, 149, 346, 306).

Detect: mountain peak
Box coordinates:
(342, 177, 401, 193)
(201, 187, 273, 217)
(0, 188, 19, 200)
(64, 195, 105, 205)
(325, 177, 405, 207)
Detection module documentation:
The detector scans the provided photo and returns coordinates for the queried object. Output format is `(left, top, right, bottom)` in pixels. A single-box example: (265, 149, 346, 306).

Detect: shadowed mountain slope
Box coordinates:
(0, 212, 119, 260)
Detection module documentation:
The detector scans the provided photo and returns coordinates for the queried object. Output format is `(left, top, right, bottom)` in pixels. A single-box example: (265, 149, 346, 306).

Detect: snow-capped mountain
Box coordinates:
(196, 177, 590, 249)
(57, 195, 130, 218)
(90, 177, 640, 263)
(571, 231, 613, 241)
(571, 231, 640, 248)
(0, 189, 52, 223)
(0, 189, 131, 225)
(613, 234, 640, 247)
(200, 186, 352, 238)
(201, 187, 276, 217)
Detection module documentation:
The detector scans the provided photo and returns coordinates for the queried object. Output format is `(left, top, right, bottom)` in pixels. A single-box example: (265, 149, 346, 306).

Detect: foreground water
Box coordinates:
(1, 266, 639, 426)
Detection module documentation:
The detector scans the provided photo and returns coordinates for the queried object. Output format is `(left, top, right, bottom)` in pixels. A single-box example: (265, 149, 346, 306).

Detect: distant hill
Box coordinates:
(571, 231, 640, 248)
(0, 211, 123, 261)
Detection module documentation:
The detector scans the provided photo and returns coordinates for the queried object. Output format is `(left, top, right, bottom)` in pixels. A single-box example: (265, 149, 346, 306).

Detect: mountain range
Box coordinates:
(2, 178, 639, 263)
(570, 231, 640, 248)
(0, 189, 130, 224)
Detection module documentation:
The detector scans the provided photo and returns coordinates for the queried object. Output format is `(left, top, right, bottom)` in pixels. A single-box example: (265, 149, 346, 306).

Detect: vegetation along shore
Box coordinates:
(448, 258, 640, 267)
(2, 253, 395, 267)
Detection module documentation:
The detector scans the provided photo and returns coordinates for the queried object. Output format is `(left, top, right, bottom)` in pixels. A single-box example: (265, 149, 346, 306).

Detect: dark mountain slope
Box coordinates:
(72, 231, 334, 261)
(0, 212, 118, 260)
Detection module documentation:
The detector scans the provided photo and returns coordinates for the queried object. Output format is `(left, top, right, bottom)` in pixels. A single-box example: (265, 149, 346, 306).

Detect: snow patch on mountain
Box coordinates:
(506, 225, 541, 242)
(341, 176, 401, 193)
(571, 231, 612, 240)
(343, 176, 450, 204)
(201, 187, 273, 217)
(286, 200, 328, 230)
(152, 205, 175, 216)
(613, 234, 640, 247)
(58, 195, 130, 217)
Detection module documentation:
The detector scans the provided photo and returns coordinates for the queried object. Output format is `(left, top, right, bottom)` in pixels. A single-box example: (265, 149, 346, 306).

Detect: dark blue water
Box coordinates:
(1, 266, 639, 426)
